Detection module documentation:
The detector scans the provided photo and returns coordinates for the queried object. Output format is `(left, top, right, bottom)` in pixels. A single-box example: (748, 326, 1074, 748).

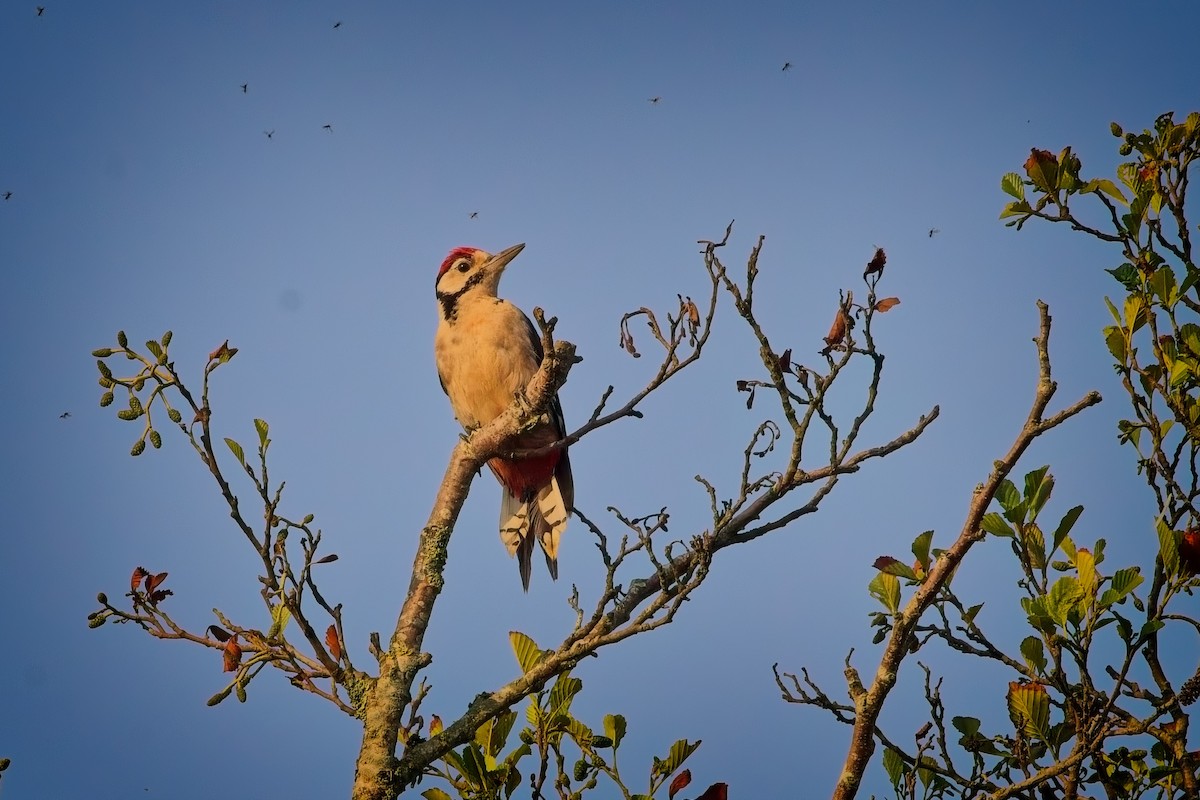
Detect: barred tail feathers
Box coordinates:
(491, 451, 573, 591)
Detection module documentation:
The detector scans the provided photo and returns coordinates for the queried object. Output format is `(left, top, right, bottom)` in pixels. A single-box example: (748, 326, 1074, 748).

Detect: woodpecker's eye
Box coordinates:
(456, 260, 470, 272)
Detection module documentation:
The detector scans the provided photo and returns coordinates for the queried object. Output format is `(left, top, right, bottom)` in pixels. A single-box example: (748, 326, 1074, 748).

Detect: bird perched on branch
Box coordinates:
(433, 243, 573, 590)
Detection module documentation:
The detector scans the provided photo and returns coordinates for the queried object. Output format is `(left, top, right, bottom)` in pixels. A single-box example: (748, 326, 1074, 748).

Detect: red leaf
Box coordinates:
(1181, 529, 1200, 575)
(208, 339, 238, 363)
(874, 297, 901, 312)
(131, 566, 149, 593)
(873, 556, 901, 572)
(148, 589, 173, 604)
(223, 636, 242, 672)
(144, 571, 168, 593)
(669, 769, 692, 800)
(325, 625, 342, 661)
(695, 783, 728, 800)
(1024, 148, 1058, 192)
(864, 247, 886, 277)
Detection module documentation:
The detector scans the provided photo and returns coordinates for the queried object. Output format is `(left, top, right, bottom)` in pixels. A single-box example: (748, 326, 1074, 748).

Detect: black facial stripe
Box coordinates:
(435, 268, 487, 322)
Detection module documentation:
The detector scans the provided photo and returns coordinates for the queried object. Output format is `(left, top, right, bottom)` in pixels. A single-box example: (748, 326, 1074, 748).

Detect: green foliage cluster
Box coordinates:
(416, 631, 702, 800)
(839, 109, 1200, 799)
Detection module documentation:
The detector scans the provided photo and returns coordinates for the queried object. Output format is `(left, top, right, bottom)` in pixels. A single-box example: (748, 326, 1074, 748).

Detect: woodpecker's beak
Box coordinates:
(484, 243, 525, 274)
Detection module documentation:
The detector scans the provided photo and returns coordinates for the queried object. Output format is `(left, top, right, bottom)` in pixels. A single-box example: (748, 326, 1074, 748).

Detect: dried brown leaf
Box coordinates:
(777, 348, 792, 374)
(874, 297, 901, 312)
(325, 625, 342, 661)
(824, 308, 848, 347)
(144, 571, 168, 593)
(131, 566, 149, 593)
(864, 247, 886, 277)
(222, 636, 242, 672)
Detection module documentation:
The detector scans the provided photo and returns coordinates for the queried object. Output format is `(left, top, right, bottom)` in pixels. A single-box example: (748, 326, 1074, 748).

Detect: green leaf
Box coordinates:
(509, 631, 543, 673)
(1023, 466, 1053, 517)
(1139, 619, 1165, 641)
(980, 512, 1014, 538)
(422, 790, 455, 800)
(1022, 523, 1047, 571)
(1124, 294, 1146, 332)
(995, 479, 1023, 520)
(1103, 326, 1127, 361)
(1104, 295, 1123, 325)
(1105, 264, 1140, 291)
(1081, 177, 1129, 205)
(1046, 576, 1083, 628)
(603, 714, 626, 749)
(1057, 147, 1080, 192)
(563, 717, 593, 748)
(1049, 505, 1083, 558)
(477, 710, 517, 759)
(1020, 636, 1047, 674)
(254, 418, 270, 447)
(525, 703, 542, 729)
(868, 572, 901, 614)
(1150, 265, 1178, 308)
(548, 673, 582, 716)
(1099, 567, 1143, 609)
(267, 604, 291, 639)
(1169, 359, 1191, 388)
(1000, 199, 1033, 219)
(1075, 547, 1097, 601)
(964, 603, 984, 624)
(145, 339, 163, 359)
(951, 716, 980, 736)
(1008, 683, 1050, 740)
(1157, 518, 1179, 577)
(1181, 323, 1200, 357)
(882, 747, 906, 789)
(655, 739, 701, 779)
(1181, 267, 1200, 298)
(224, 437, 246, 465)
(459, 744, 485, 787)
(875, 557, 918, 580)
(1000, 172, 1026, 200)
(911, 530, 933, 571)
(1114, 612, 1133, 644)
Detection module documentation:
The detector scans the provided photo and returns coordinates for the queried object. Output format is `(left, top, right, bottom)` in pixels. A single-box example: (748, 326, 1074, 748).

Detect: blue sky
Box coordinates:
(2, 2, 1198, 798)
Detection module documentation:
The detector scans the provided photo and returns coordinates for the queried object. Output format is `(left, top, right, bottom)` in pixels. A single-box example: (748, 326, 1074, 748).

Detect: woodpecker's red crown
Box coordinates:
(438, 247, 479, 279)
